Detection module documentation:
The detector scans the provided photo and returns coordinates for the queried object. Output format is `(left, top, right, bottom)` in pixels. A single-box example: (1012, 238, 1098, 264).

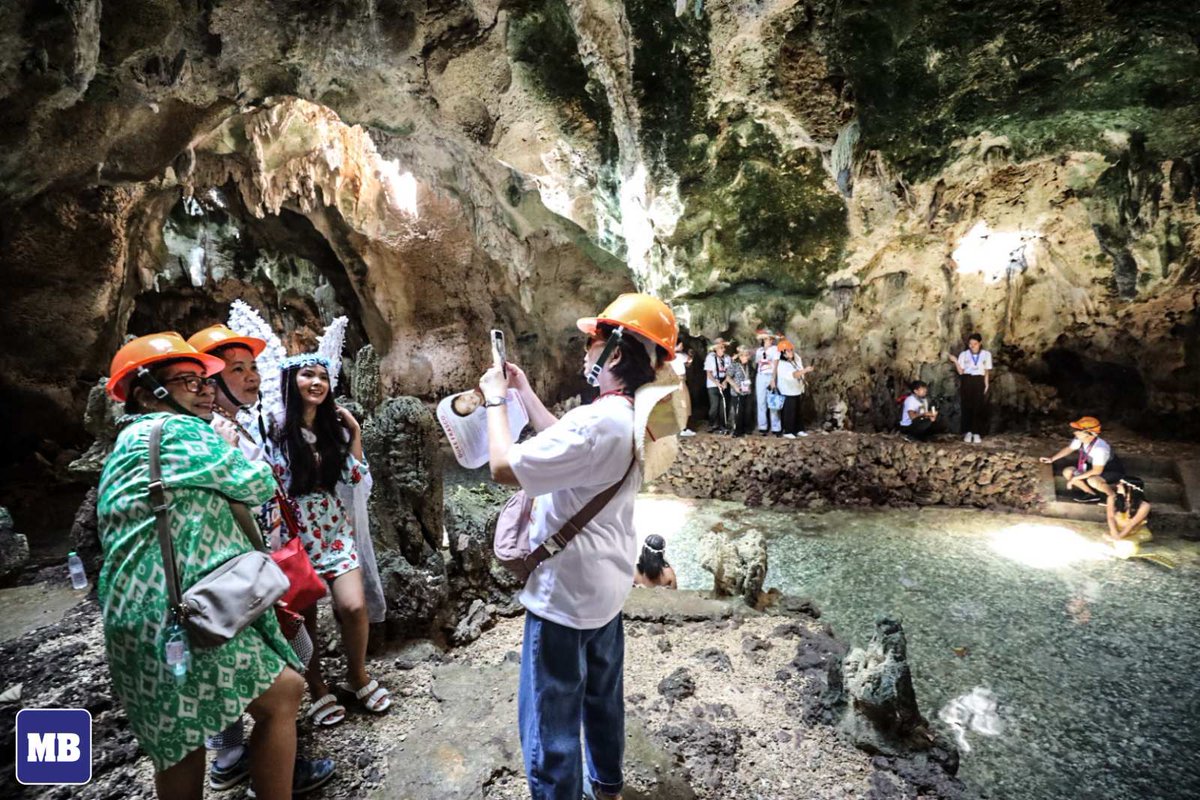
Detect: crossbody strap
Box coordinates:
(148, 417, 269, 618)
(521, 455, 637, 575)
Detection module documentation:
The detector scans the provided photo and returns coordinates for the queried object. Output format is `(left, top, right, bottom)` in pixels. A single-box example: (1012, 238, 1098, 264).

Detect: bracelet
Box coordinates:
(484, 396, 507, 408)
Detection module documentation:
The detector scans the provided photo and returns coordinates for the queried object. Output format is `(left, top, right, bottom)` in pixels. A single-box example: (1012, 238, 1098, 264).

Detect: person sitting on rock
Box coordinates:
(1039, 416, 1124, 502)
(634, 534, 678, 589)
(1106, 476, 1152, 558)
(898, 381, 942, 440)
(480, 292, 678, 800)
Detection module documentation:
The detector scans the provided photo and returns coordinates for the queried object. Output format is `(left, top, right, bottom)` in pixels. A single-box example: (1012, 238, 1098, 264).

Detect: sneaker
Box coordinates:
(679, 429, 696, 437)
(209, 749, 251, 791)
(798, 431, 809, 437)
(759, 430, 769, 436)
(246, 757, 336, 798)
(972, 434, 982, 444)
(1071, 493, 1104, 504)
(783, 433, 796, 439)
(963, 433, 973, 443)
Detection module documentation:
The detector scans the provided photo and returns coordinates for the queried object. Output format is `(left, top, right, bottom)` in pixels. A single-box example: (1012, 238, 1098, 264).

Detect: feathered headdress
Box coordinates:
(228, 300, 287, 430)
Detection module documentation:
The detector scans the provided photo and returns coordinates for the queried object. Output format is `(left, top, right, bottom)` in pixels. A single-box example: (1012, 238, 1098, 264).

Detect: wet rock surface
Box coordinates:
(0, 507, 30, 585)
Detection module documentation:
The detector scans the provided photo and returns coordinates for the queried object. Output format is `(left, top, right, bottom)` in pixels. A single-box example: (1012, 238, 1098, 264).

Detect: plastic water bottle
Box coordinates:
(67, 551, 88, 590)
(162, 620, 191, 684)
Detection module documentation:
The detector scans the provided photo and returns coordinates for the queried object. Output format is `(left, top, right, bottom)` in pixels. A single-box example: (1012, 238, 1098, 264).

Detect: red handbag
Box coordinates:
(272, 491, 327, 614)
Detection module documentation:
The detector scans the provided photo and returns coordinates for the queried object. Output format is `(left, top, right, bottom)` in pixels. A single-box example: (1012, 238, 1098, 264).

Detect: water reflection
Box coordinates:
(635, 495, 1200, 799)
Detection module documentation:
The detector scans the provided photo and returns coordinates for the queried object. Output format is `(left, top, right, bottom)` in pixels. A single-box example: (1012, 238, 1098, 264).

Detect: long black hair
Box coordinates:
(1115, 476, 1145, 516)
(279, 364, 348, 496)
(637, 534, 670, 581)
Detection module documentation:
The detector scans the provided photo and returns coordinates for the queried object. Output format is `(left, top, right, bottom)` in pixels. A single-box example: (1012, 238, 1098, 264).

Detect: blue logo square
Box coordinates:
(15, 708, 92, 786)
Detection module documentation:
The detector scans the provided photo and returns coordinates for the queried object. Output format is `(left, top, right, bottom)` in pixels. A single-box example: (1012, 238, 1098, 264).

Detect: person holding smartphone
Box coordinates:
(480, 293, 678, 800)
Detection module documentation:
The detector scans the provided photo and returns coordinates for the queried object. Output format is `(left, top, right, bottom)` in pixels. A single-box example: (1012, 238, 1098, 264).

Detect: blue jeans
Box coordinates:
(519, 611, 625, 800)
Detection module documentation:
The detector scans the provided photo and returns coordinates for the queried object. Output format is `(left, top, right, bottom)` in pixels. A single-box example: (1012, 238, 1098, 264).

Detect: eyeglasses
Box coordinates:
(162, 374, 219, 393)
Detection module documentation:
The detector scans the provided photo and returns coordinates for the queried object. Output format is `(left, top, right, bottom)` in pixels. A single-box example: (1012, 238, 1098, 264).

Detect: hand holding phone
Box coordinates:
(490, 329, 507, 378)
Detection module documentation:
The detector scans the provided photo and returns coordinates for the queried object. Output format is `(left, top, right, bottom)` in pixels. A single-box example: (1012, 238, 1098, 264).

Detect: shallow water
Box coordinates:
(634, 497, 1200, 800)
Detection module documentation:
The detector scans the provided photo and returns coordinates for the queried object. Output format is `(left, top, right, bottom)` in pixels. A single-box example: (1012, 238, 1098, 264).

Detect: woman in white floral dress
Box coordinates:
(274, 355, 392, 720)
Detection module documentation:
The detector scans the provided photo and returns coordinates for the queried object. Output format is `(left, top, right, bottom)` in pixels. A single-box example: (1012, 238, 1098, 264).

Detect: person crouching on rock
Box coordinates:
(1106, 476, 1152, 558)
(898, 381, 943, 440)
(98, 333, 306, 800)
(1039, 416, 1124, 502)
(481, 292, 678, 800)
(634, 534, 678, 589)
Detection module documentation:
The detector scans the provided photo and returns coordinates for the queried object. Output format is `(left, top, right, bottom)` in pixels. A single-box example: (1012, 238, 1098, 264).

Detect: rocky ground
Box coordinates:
(0, 589, 965, 800)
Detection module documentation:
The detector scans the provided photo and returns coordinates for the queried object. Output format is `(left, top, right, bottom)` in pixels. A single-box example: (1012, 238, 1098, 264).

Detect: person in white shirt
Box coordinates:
(947, 333, 993, 444)
(670, 340, 695, 436)
(1038, 416, 1125, 502)
(754, 330, 781, 435)
(898, 380, 943, 440)
(771, 341, 812, 438)
(480, 293, 678, 800)
(727, 346, 755, 436)
(704, 338, 732, 434)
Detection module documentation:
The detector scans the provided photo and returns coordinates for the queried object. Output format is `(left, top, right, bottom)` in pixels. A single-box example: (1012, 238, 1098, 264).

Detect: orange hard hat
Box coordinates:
(187, 324, 267, 358)
(577, 293, 678, 360)
(777, 340, 795, 352)
(106, 332, 225, 402)
(1069, 416, 1102, 433)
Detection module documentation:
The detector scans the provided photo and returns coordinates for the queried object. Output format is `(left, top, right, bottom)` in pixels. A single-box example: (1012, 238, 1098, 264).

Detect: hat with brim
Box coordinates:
(633, 368, 687, 482)
(755, 329, 777, 340)
(1069, 416, 1102, 433)
(187, 324, 268, 358)
(107, 332, 226, 402)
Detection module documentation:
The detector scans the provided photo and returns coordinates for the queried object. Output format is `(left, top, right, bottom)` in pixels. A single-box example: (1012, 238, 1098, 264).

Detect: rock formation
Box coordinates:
(699, 527, 768, 604)
(0, 507, 30, 585)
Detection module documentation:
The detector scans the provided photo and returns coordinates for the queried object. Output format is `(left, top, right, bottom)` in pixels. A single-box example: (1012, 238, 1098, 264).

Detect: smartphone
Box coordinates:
(490, 329, 507, 378)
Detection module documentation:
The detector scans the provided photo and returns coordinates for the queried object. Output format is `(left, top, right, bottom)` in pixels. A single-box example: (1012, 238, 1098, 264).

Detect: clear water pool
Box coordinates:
(634, 497, 1200, 800)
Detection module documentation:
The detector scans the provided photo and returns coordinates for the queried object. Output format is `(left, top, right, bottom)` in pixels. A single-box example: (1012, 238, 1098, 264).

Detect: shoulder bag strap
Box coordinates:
(148, 417, 186, 617)
(521, 455, 638, 574)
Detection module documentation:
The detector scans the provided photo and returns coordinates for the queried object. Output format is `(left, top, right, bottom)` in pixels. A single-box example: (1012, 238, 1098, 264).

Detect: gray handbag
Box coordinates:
(148, 417, 290, 649)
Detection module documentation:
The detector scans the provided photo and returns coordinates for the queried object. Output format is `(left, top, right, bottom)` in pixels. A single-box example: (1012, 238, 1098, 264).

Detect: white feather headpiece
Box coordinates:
(227, 300, 287, 429)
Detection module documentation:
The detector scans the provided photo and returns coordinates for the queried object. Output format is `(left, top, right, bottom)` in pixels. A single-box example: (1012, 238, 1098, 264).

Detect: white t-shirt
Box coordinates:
(704, 352, 731, 389)
(669, 355, 687, 378)
(776, 357, 805, 396)
(957, 349, 993, 376)
(755, 345, 779, 378)
(1069, 436, 1111, 469)
(899, 394, 927, 427)
(508, 395, 642, 630)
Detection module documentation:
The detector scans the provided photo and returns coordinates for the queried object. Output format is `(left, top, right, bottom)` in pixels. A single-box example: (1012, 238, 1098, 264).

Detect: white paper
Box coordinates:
(436, 389, 528, 469)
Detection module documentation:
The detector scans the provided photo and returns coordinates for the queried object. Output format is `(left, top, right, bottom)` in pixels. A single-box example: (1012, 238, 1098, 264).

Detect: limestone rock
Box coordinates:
(67, 380, 124, 480)
(450, 599, 494, 646)
(657, 667, 696, 702)
(699, 528, 768, 604)
(0, 508, 30, 585)
(830, 616, 957, 770)
(68, 487, 103, 575)
(444, 483, 523, 613)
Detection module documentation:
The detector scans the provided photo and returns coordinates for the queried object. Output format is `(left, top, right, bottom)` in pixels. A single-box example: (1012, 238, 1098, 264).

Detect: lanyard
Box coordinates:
(1077, 439, 1095, 471)
(970, 350, 981, 367)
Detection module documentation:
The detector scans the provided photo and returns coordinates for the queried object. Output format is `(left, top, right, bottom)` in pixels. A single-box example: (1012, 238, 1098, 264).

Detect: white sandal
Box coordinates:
(339, 678, 392, 713)
(307, 693, 346, 727)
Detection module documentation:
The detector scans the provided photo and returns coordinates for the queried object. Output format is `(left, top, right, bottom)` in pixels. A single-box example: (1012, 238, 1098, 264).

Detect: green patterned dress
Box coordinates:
(97, 413, 301, 771)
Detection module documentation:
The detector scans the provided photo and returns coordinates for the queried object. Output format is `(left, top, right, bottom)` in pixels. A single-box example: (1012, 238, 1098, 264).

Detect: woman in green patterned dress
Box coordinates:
(98, 332, 306, 800)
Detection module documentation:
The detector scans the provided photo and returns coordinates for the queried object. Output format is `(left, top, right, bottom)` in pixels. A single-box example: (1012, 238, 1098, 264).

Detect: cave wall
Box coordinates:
(1, 0, 1199, 477)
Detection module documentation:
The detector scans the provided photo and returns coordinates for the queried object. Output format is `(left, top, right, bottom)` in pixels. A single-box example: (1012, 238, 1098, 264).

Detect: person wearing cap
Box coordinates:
(947, 333, 993, 444)
(187, 325, 337, 793)
(480, 293, 678, 800)
(704, 338, 733, 435)
(772, 340, 812, 438)
(1039, 417, 1125, 502)
(97, 333, 306, 800)
(754, 330, 782, 435)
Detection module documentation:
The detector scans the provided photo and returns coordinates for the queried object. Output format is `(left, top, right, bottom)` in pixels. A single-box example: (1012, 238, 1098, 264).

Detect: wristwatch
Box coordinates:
(484, 395, 507, 408)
